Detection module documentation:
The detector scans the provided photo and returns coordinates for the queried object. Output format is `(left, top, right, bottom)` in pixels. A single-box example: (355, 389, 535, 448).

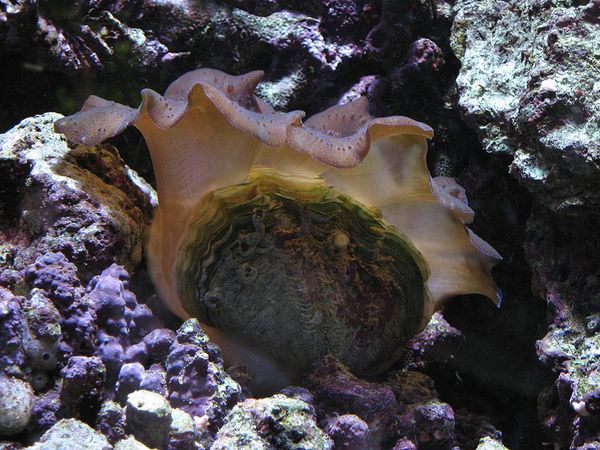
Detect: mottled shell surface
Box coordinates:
(176, 167, 429, 378)
(54, 68, 502, 390)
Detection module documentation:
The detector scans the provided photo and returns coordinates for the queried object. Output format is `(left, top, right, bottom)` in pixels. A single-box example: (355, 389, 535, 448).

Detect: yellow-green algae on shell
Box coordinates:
(176, 167, 430, 379)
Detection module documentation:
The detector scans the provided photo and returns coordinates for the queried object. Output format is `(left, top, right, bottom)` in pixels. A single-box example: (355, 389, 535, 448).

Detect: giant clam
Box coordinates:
(55, 68, 501, 392)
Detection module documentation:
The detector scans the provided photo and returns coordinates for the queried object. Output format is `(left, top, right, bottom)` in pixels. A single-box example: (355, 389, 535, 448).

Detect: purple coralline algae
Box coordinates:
(87, 263, 159, 389)
(21, 290, 61, 375)
(0, 107, 511, 447)
(0, 288, 27, 377)
(306, 356, 503, 449)
(85, 264, 243, 446)
(0, 251, 246, 448)
(24, 252, 96, 358)
(95, 401, 127, 445)
(413, 401, 455, 450)
(165, 319, 243, 437)
(59, 356, 106, 422)
(306, 355, 399, 438)
(323, 414, 371, 450)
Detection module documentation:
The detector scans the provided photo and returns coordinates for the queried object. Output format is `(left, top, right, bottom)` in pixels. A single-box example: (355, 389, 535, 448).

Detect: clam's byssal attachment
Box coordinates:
(55, 68, 502, 393)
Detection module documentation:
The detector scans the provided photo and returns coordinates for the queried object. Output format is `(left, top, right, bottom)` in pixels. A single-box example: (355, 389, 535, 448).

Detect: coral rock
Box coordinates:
(0, 113, 155, 279)
(392, 438, 418, 450)
(125, 390, 172, 449)
(116, 363, 145, 405)
(306, 356, 398, 435)
(88, 264, 160, 392)
(452, 0, 600, 208)
(59, 356, 106, 422)
(212, 395, 333, 450)
(476, 436, 509, 450)
(96, 401, 127, 445)
(24, 252, 96, 358)
(0, 376, 34, 436)
(324, 414, 371, 450)
(21, 291, 61, 372)
(169, 408, 198, 450)
(0, 288, 27, 377)
(26, 418, 110, 450)
(166, 319, 243, 436)
(113, 437, 152, 450)
(413, 401, 456, 449)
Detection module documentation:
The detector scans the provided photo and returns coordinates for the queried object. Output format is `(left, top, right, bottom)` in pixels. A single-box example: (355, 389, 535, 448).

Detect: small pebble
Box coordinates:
(0, 376, 34, 436)
(126, 390, 172, 449)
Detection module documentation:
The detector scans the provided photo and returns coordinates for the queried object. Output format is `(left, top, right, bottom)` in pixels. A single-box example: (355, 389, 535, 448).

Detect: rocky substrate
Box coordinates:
(451, 1, 600, 448)
(0, 114, 508, 449)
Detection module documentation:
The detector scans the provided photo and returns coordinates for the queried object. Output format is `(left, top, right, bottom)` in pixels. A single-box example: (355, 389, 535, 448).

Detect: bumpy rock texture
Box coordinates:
(452, 0, 600, 208)
(0, 114, 244, 446)
(212, 395, 333, 450)
(0, 251, 244, 447)
(305, 355, 503, 449)
(0, 0, 442, 117)
(27, 418, 111, 450)
(0, 375, 34, 436)
(125, 390, 172, 449)
(0, 112, 155, 279)
(451, 0, 600, 448)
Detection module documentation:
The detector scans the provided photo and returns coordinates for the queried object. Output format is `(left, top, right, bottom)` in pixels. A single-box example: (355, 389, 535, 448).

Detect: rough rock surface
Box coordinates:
(95, 401, 126, 445)
(476, 436, 509, 450)
(26, 418, 110, 450)
(451, 0, 600, 448)
(0, 376, 34, 436)
(0, 0, 459, 187)
(125, 390, 172, 449)
(113, 437, 151, 450)
(168, 408, 197, 450)
(323, 414, 370, 450)
(212, 394, 333, 450)
(0, 288, 28, 377)
(165, 319, 244, 440)
(451, 0, 600, 209)
(0, 0, 442, 116)
(305, 355, 503, 448)
(0, 113, 155, 280)
(0, 129, 243, 449)
(0, 251, 245, 447)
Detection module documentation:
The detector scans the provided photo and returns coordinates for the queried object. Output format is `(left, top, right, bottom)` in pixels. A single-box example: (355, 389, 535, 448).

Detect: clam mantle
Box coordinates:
(55, 68, 501, 390)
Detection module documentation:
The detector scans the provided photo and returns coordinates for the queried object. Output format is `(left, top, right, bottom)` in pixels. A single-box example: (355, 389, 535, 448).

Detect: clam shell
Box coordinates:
(176, 168, 430, 378)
